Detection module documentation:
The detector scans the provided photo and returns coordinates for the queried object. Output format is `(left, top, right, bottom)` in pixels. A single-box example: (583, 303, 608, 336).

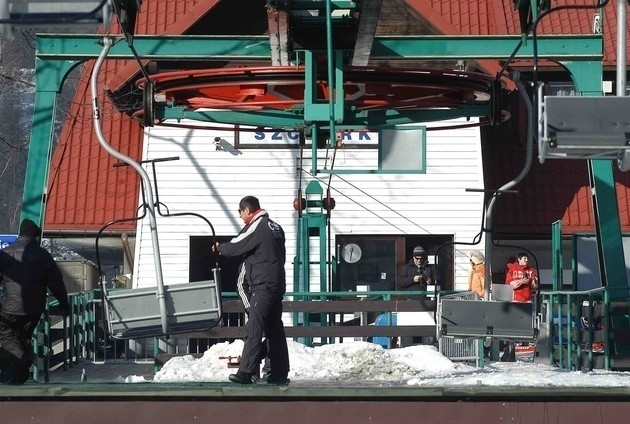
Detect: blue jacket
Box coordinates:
(218, 210, 286, 295)
(0, 236, 70, 315)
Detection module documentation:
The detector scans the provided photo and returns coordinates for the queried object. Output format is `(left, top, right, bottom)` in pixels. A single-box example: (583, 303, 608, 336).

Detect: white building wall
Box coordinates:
(133, 118, 486, 292)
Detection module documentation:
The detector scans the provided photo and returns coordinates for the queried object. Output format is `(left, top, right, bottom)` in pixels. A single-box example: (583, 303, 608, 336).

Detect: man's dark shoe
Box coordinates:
(228, 372, 254, 384)
(251, 364, 261, 382)
(14, 356, 33, 385)
(266, 376, 290, 386)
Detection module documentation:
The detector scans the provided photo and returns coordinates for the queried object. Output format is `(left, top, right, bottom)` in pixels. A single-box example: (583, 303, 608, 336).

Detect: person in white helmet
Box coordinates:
(468, 250, 486, 300)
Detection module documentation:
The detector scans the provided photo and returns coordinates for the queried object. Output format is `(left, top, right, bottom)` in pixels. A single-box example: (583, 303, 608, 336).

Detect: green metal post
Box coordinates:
(293, 181, 329, 345)
(311, 122, 319, 175)
(567, 295, 574, 370)
(551, 220, 563, 291)
(20, 58, 79, 226)
(565, 60, 629, 299)
(20, 90, 58, 226)
(549, 294, 556, 366)
(545, 293, 553, 366)
(324, 0, 336, 147)
(604, 289, 611, 369)
(477, 338, 484, 368)
(556, 296, 564, 368)
(566, 58, 630, 370)
(588, 160, 629, 299)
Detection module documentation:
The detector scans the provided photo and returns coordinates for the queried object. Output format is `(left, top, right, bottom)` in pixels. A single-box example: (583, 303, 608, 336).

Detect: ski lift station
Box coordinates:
(4, 0, 630, 422)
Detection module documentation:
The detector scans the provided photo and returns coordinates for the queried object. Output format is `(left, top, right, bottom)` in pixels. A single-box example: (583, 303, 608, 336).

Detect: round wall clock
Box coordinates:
(341, 243, 362, 263)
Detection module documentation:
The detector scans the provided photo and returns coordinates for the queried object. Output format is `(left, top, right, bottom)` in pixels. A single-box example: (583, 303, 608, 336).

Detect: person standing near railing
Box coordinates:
(397, 245, 436, 297)
(396, 245, 436, 347)
(0, 219, 71, 385)
(505, 252, 538, 303)
(467, 250, 486, 300)
(212, 196, 290, 385)
(501, 252, 539, 362)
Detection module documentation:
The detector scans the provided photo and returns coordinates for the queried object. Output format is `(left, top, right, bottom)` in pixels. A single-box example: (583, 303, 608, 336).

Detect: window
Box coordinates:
(334, 234, 454, 292)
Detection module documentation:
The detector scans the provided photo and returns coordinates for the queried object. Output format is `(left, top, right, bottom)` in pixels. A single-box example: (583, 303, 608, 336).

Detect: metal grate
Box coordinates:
(438, 291, 481, 365)
(439, 336, 480, 364)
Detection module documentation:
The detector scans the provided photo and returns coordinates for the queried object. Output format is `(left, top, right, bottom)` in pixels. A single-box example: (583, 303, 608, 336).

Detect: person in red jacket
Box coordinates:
(505, 252, 538, 302)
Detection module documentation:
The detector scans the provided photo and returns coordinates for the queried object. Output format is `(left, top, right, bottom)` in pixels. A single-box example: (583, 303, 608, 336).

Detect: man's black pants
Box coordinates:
(0, 311, 39, 384)
(238, 288, 289, 379)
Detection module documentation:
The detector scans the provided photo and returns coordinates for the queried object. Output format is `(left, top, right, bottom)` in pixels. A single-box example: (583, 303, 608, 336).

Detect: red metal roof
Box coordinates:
(45, 0, 630, 236)
(106, 0, 221, 93)
(45, 59, 143, 234)
(482, 143, 630, 235)
(409, 0, 627, 68)
(45, 0, 223, 234)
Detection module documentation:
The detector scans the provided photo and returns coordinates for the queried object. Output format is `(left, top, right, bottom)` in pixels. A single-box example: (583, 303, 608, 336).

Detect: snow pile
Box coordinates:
(151, 339, 630, 387)
(154, 340, 462, 383)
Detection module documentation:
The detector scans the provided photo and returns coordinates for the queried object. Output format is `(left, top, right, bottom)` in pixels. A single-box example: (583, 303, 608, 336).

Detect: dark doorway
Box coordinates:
(189, 236, 241, 293)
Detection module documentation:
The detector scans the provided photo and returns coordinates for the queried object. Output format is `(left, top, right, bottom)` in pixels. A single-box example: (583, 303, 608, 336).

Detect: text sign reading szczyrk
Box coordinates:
(239, 129, 378, 146)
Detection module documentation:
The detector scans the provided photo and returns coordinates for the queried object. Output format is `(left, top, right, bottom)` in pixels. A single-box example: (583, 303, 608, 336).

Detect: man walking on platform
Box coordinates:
(213, 196, 290, 385)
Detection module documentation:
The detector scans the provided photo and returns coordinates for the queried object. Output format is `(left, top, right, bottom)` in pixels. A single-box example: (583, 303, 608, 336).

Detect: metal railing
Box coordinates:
(436, 291, 482, 366)
(541, 286, 630, 371)
(31, 288, 462, 380)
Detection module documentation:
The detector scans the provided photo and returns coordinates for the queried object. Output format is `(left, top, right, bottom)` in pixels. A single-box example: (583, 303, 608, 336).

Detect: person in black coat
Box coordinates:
(396, 245, 437, 347)
(212, 196, 290, 385)
(0, 219, 71, 384)
(397, 245, 436, 295)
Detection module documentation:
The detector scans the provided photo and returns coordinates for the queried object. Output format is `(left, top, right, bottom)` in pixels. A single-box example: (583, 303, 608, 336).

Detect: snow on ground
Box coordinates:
(135, 340, 630, 387)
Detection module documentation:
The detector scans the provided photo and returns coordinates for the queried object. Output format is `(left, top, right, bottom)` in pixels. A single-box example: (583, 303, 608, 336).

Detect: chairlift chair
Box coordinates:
(537, 85, 630, 171)
(91, 37, 223, 340)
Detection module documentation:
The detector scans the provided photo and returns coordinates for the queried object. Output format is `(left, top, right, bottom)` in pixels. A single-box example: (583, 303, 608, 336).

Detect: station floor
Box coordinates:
(3, 360, 630, 424)
(2, 358, 630, 398)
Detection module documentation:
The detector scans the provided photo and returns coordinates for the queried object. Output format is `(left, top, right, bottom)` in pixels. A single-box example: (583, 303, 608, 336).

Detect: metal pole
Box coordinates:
(325, 0, 336, 147)
(90, 37, 169, 336)
(617, 0, 627, 96)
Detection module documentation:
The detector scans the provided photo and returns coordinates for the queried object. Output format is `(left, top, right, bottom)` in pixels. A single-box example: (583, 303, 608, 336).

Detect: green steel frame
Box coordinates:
(551, 220, 563, 291)
(22, 31, 628, 299)
(25, 33, 605, 223)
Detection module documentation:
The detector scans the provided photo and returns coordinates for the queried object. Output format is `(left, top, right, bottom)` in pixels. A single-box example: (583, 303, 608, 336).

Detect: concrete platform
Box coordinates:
(3, 360, 630, 424)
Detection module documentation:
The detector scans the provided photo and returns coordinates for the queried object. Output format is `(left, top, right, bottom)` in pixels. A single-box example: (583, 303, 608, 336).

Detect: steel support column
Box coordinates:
(20, 59, 80, 226)
(566, 60, 629, 297)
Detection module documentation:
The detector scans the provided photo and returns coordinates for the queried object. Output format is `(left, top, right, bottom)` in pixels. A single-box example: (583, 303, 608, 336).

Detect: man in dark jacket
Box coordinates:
(397, 245, 436, 294)
(213, 196, 290, 385)
(0, 219, 71, 384)
(396, 245, 437, 347)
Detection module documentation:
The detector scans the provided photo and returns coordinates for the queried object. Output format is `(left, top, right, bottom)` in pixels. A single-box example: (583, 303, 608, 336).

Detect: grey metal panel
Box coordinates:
(540, 96, 630, 162)
(491, 284, 514, 301)
(105, 279, 222, 339)
(440, 300, 535, 340)
(379, 128, 425, 171)
(573, 234, 630, 291)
